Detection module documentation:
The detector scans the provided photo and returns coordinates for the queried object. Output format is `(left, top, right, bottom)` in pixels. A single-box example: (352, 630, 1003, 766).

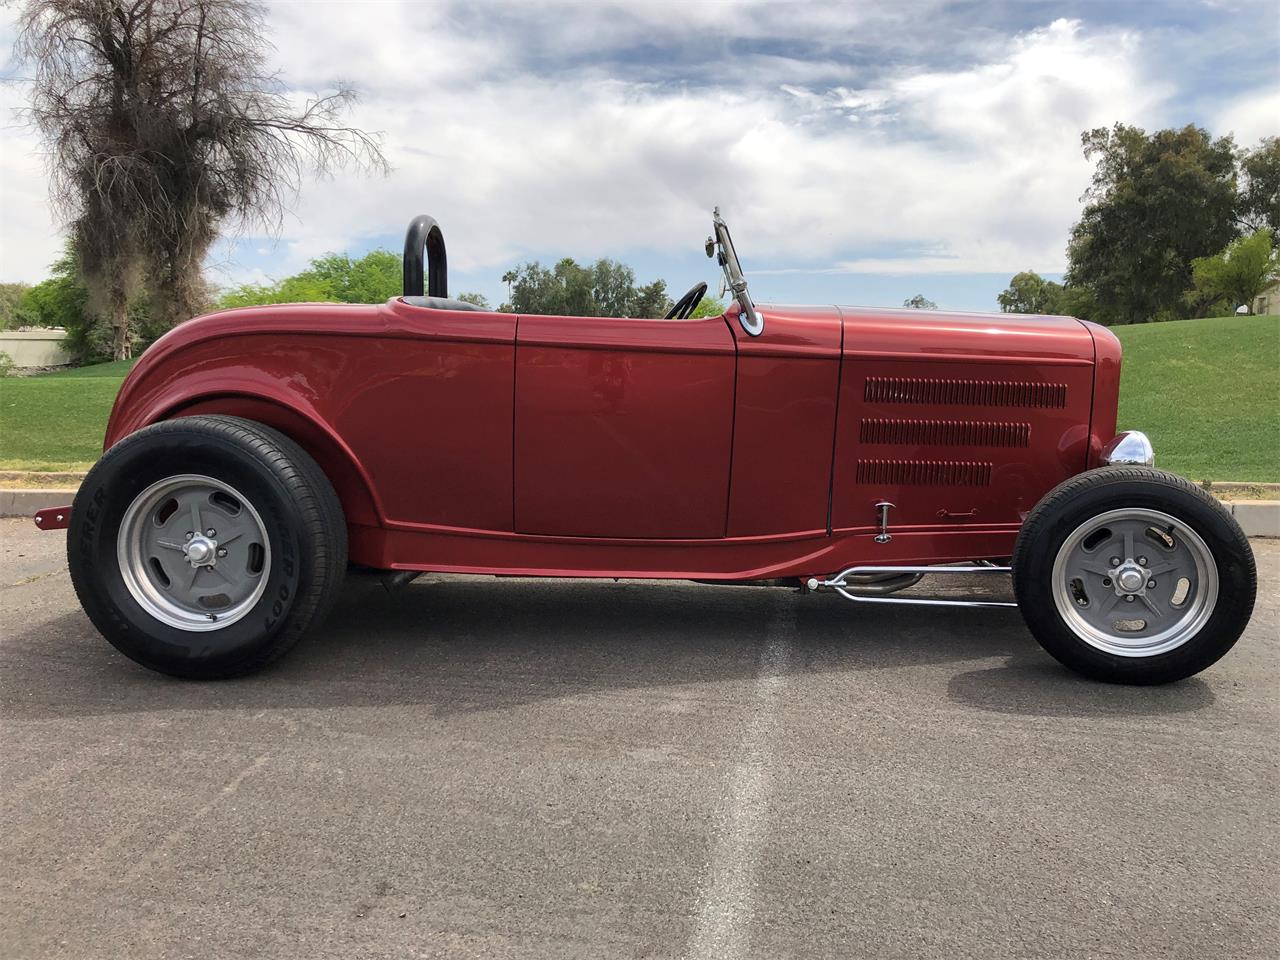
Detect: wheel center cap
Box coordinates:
(185, 536, 216, 565)
(1112, 563, 1147, 594)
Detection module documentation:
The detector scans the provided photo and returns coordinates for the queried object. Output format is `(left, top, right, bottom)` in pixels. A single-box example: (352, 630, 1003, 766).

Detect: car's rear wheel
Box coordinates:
(68, 416, 347, 678)
(1012, 466, 1255, 684)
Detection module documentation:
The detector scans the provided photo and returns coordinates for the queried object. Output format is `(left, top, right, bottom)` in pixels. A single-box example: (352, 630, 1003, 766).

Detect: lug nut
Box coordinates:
(1109, 557, 1121, 566)
(217, 548, 227, 558)
(1147, 579, 1156, 588)
(1102, 577, 1112, 587)
(1137, 556, 1147, 566)
(185, 531, 193, 540)
(1124, 595, 1136, 602)
(206, 528, 216, 537)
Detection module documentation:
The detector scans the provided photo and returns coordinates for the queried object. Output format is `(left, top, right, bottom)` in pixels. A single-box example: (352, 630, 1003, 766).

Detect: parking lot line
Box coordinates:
(686, 599, 794, 960)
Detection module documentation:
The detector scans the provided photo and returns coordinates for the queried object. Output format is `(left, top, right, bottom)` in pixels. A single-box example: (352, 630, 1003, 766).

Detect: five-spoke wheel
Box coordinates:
(68, 416, 347, 679)
(117, 474, 272, 631)
(1051, 507, 1217, 658)
(1014, 466, 1255, 684)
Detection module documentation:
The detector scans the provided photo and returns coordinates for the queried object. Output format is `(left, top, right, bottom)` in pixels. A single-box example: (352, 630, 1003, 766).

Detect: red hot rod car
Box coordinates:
(37, 211, 1256, 683)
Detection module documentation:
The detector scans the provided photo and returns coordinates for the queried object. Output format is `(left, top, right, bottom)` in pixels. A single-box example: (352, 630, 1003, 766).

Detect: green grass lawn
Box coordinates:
(0, 359, 138, 471)
(1114, 314, 1279, 482)
(1, 316, 1277, 479)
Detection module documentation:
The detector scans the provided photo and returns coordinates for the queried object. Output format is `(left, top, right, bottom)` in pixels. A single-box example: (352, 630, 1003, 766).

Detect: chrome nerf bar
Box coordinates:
(807, 565, 1017, 608)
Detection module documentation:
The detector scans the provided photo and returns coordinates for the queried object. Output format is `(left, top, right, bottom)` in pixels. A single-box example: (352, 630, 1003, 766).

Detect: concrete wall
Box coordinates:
(0, 330, 71, 368)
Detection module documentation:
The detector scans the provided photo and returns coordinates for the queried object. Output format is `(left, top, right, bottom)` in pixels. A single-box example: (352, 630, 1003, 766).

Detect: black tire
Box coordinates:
(1012, 466, 1255, 684)
(68, 416, 347, 679)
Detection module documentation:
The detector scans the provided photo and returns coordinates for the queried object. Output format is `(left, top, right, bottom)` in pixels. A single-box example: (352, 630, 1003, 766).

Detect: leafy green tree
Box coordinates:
(997, 271, 1064, 314)
(689, 295, 726, 318)
(20, 245, 91, 358)
(303, 250, 401, 303)
(1238, 137, 1280, 236)
(903, 294, 937, 309)
(0, 283, 34, 330)
(216, 248, 486, 309)
(1065, 124, 1239, 324)
(218, 275, 335, 309)
(456, 292, 490, 309)
(1187, 229, 1279, 315)
(500, 258, 673, 316)
(19, 244, 161, 362)
(1054, 285, 1097, 322)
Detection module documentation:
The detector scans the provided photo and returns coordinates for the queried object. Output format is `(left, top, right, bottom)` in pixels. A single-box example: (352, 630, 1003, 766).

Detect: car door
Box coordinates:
(723, 305, 843, 538)
(514, 313, 736, 539)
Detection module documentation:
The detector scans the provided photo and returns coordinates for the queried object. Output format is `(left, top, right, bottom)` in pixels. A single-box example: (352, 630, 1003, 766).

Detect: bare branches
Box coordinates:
(10, 0, 388, 357)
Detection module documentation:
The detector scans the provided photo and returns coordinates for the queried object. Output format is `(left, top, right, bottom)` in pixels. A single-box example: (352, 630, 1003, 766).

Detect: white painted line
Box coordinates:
(686, 601, 794, 960)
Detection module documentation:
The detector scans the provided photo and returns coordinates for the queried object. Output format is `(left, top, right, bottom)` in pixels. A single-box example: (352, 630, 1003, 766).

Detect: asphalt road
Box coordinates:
(2, 517, 1277, 960)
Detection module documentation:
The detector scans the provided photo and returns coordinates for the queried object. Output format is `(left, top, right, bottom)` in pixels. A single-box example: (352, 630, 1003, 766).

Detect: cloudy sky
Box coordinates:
(1, 0, 1277, 312)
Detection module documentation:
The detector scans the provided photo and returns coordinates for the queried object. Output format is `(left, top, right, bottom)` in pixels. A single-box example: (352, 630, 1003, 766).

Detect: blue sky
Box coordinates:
(2, 0, 1277, 312)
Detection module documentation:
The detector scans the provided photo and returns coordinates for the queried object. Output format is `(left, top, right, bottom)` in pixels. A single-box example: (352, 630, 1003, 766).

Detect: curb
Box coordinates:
(1228, 500, 1280, 538)
(0, 470, 87, 486)
(0, 489, 76, 519)
(2, 486, 1276, 537)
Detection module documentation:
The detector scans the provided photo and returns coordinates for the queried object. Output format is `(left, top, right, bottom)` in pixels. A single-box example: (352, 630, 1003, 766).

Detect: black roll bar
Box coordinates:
(402, 215, 448, 298)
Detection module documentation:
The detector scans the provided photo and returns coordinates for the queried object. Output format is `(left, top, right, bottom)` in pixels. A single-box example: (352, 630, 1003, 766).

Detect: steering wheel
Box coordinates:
(664, 281, 707, 320)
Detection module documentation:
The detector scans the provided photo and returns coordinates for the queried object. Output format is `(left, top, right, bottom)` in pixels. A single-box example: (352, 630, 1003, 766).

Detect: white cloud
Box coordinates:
(0, 2, 1271, 290)
(1216, 86, 1280, 147)
(252, 14, 1167, 280)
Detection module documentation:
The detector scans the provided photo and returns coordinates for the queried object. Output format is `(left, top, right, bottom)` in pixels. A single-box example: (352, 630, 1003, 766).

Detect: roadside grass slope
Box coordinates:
(0, 360, 138, 471)
(1, 316, 1277, 479)
(1114, 314, 1278, 482)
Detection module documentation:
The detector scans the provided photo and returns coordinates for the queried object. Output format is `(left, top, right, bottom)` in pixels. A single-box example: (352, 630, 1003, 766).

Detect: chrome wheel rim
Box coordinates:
(1051, 508, 1217, 658)
(116, 475, 271, 632)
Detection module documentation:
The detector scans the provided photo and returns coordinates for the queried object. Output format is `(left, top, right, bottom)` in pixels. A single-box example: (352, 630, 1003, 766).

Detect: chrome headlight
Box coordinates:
(1100, 431, 1154, 467)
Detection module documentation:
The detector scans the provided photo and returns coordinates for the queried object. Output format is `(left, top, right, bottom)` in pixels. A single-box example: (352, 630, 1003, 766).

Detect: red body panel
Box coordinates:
(514, 314, 735, 538)
(102, 298, 1118, 579)
(1083, 321, 1122, 467)
(107, 302, 517, 533)
(832, 307, 1094, 534)
(726, 306, 842, 538)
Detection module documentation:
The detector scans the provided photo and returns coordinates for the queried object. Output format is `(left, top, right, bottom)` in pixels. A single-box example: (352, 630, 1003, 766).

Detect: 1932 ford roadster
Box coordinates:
(36, 211, 1257, 684)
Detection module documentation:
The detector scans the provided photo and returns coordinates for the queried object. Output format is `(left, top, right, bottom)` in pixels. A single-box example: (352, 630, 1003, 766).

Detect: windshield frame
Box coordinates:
(707, 208, 764, 336)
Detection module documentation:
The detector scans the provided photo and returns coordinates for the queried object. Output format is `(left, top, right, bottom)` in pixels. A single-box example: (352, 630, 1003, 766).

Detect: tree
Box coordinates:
(1186, 229, 1279, 314)
(456, 292, 490, 309)
(218, 274, 335, 309)
(1065, 124, 1239, 324)
(216, 248, 485, 309)
(0, 284, 34, 330)
(13, 0, 387, 359)
(997, 271, 1064, 314)
(500, 258, 673, 316)
(1238, 137, 1280, 237)
(303, 250, 400, 304)
(689, 294, 726, 318)
(903, 294, 937, 309)
(20, 245, 92, 358)
(1053, 284, 1097, 322)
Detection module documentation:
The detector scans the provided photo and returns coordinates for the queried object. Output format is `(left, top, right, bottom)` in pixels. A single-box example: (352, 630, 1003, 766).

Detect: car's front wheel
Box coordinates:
(1012, 466, 1255, 684)
(68, 416, 347, 678)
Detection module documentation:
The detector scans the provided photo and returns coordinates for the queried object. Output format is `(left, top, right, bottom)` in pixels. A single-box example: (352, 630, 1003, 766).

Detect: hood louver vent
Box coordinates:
(859, 418, 1031, 448)
(856, 459, 993, 487)
(864, 377, 1067, 408)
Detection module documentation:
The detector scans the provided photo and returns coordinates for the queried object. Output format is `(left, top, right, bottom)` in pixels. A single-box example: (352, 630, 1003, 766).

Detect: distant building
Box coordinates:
(1252, 280, 1280, 316)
